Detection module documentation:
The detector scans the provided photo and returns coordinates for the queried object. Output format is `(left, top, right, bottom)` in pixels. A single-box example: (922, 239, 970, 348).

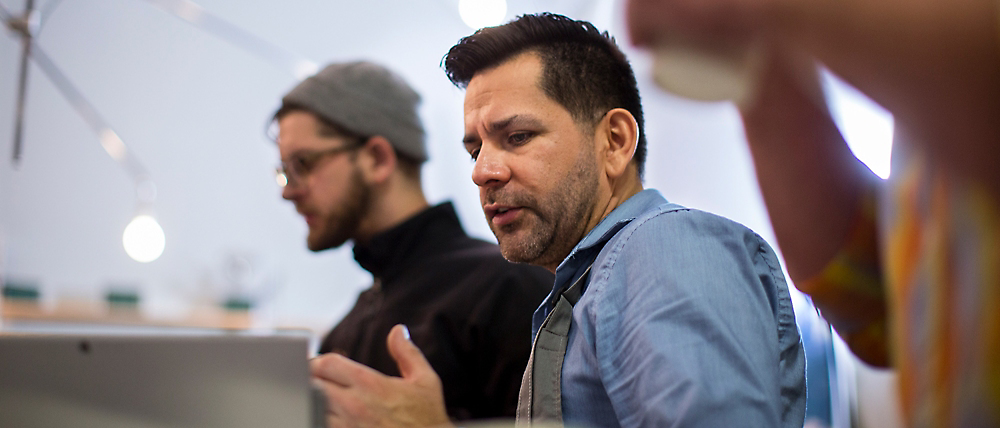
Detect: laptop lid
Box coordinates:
(0, 333, 315, 428)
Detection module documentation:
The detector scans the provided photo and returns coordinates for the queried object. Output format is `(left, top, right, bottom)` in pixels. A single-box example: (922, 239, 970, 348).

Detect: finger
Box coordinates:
(625, 0, 655, 45)
(386, 324, 435, 380)
(626, 0, 672, 46)
(317, 377, 377, 427)
(310, 353, 358, 387)
(316, 377, 357, 417)
(327, 414, 347, 428)
(312, 378, 340, 417)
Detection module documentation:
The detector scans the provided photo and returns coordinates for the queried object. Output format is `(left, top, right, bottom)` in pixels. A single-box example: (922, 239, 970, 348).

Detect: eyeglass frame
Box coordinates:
(275, 136, 368, 189)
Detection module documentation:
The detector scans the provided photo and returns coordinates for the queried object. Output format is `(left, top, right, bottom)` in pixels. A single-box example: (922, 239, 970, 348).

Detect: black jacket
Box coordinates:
(319, 202, 553, 420)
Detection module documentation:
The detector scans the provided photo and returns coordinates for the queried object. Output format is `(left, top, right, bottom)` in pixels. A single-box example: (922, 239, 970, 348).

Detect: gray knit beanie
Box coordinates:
(279, 61, 427, 162)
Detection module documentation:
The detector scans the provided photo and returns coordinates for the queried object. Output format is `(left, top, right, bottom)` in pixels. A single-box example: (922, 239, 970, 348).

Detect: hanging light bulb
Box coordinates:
(458, 0, 507, 30)
(123, 214, 165, 263)
(123, 179, 164, 263)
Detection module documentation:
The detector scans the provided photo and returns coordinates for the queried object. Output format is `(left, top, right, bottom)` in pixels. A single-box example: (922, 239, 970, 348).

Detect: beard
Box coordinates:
(306, 166, 373, 252)
(486, 145, 599, 268)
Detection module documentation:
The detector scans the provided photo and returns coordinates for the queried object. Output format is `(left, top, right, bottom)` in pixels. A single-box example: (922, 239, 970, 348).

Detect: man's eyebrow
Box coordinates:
(491, 115, 544, 132)
(463, 115, 542, 145)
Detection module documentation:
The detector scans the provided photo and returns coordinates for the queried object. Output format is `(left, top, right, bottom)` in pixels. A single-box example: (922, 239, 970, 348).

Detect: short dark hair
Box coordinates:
(272, 104, 423, 180)
(443, 13, 646, 178)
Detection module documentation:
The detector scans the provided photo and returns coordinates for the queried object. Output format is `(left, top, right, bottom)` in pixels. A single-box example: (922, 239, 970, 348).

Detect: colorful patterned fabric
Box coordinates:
(884, 139, 1000, 427)
(801, 136, 1000, 427)
(797, 189, 889, 368)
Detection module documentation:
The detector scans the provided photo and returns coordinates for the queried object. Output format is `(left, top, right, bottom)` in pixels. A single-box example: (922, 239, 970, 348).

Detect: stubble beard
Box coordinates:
(490, 147, 599, 268)
(306, 166, 373, 252)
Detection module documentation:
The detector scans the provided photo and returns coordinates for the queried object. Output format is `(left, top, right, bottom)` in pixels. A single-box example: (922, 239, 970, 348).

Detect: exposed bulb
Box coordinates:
(458, 0, 506, 30)
(123, 215, 165, 263)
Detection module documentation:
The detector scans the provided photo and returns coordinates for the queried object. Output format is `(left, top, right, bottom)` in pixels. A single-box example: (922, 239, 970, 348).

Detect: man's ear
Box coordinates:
(598, 108, 639, 179)
(358, 135, 397, 184)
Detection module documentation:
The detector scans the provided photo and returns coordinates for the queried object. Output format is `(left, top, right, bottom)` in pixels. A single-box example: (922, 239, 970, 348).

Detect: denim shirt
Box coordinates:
(532, 189, 806, 428)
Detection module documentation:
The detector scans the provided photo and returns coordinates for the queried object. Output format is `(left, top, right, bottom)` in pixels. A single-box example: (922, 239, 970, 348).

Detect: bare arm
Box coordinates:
(628, 0, 1000, 196)
(739, 54, 891, 366)
(738, 52, 881, 282)
(774, 0, 1000, 195)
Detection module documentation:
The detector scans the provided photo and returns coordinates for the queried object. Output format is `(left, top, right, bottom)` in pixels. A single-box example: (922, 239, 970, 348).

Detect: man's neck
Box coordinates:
(586, 171, 644, 243)
(601, 181, 644, 224)
(356, 179, 429, 245)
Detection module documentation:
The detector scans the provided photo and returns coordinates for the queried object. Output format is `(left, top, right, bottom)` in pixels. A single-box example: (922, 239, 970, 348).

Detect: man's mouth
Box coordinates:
(485, 204, 523, 227)
(296, 207, 317, 226)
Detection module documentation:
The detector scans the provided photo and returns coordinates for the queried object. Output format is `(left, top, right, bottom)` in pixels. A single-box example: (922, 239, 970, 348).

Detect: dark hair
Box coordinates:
(443, 13, 646, 178)
(272, 104, 423, 179)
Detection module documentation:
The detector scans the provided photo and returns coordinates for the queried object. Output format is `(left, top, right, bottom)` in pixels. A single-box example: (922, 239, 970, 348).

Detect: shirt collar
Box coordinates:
(531, 189, 671, 337)
(555, 189, 669, 274)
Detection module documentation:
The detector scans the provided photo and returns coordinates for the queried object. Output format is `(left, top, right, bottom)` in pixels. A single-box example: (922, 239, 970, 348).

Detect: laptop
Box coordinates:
(0, 333, 324, 428)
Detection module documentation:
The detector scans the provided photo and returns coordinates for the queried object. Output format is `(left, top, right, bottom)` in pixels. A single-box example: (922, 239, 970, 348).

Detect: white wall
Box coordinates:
(0, 0, 777, 333)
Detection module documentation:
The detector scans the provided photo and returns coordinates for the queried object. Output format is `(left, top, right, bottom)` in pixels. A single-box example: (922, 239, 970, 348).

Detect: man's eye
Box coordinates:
(292, 156, 313, 172)
(469, 148, 480, 161)
(509, 132, 532, 145)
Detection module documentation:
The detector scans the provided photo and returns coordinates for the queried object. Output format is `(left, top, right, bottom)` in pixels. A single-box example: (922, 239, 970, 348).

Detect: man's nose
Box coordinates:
(281, 179, 303, 200)
(471, 144, 511, 188)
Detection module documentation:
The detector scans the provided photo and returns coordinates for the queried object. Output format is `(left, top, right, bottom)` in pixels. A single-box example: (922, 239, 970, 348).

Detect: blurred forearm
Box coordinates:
(739, 53, 881, 283)
(772, 0, 1000, 195)
(628, 0, 1000, 194)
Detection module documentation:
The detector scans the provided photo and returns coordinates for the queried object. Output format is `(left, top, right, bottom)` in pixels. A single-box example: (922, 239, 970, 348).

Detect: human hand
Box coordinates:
(625, 0, 772, 47)
(310, 325, 452, 428)
(626, 0, 782, 105)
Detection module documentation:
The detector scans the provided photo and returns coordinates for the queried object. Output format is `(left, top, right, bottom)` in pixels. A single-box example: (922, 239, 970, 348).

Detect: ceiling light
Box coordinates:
(458, 0, 506, 30)
(123, 215, 165, 263)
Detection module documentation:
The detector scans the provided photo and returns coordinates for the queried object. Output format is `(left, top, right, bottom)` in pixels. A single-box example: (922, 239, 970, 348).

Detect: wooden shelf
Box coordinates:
(1, 298, 253, 331)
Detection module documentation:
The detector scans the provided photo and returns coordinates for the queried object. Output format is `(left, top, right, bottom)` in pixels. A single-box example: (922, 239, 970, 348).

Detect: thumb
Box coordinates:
(386, 324, 434, 380)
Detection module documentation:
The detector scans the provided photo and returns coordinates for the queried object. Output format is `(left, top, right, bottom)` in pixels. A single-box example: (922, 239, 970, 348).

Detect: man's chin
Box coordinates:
(306, 232, 348, 252)
(306, 242, 329, 252)
(496, 236, 545, 265)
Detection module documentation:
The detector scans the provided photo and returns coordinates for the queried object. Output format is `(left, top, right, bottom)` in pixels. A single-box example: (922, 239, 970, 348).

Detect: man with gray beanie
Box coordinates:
(273, 61, 552, 421)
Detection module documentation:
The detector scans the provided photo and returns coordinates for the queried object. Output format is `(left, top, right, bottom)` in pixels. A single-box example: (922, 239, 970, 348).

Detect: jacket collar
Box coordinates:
(352, 202, 466, 286)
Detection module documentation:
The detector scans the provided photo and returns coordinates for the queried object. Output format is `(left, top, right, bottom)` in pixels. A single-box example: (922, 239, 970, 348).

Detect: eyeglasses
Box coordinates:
(275, 142, 364, 188)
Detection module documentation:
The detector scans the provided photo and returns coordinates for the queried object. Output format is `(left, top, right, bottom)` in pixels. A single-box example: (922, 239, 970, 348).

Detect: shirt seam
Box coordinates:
(587, 205, 692, 424)
(753, 235, 795, 343)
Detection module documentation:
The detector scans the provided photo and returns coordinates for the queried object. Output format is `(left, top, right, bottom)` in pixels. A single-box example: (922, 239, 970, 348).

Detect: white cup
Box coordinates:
(651, 36, 765, 107)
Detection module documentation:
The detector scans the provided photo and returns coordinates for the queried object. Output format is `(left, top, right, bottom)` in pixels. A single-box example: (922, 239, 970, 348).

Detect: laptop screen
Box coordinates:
(0, 333, 317, 428)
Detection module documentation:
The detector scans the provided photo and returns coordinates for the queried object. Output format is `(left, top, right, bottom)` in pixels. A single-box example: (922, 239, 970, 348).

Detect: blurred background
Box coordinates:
(0, 0, 900, 426)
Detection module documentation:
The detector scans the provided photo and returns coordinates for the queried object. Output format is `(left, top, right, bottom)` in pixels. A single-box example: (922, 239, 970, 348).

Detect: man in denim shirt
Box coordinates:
(309, 13, 806, 428)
